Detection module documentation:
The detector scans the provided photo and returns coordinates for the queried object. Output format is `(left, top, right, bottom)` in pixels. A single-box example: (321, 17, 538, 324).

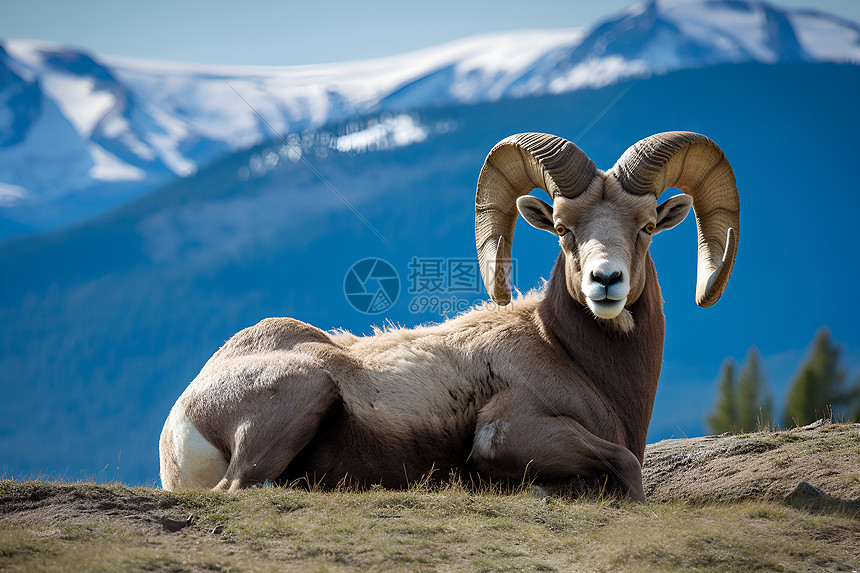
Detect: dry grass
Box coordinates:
(1, 477, 858, 572)
(2, 423, 859, 571)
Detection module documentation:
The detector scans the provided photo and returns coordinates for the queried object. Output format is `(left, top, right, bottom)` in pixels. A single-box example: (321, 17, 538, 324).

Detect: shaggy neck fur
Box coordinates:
(536, 252, 665, 461)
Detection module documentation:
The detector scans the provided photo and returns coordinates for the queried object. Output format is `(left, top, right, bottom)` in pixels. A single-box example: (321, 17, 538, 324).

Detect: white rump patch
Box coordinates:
(472, 419, 509, 460)
(161, 408, 228, 490)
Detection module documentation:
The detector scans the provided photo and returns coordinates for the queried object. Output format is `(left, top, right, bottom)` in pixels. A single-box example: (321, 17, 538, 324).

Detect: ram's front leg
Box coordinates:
(472, 408, 645, 502)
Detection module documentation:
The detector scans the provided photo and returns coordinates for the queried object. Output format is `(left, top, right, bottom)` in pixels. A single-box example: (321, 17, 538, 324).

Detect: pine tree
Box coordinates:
(736, 347, 774, 431)
(706, 359, 737, 434)
(783, 328, 849, 427)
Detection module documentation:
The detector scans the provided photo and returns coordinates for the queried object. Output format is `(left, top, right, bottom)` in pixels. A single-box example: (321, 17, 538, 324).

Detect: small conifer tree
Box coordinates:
(783, 328, 849, 427)
(706, 359, 737, 434)
(736, 347, 774, 431)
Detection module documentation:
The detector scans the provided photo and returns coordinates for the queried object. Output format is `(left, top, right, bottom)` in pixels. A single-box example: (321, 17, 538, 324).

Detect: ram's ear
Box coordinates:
(516, 196, 555, 233)
(654, 194, 693, 234)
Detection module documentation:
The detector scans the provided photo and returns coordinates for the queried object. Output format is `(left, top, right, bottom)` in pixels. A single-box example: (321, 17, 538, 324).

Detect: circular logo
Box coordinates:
(344, 258, 400, 314)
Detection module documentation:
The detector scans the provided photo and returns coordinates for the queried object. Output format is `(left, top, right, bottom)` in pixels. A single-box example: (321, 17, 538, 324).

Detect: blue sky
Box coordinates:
(2, 0, 859, 66)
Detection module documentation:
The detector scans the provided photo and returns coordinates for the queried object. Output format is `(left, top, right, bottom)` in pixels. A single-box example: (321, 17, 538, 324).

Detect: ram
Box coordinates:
(159, 131, 739, 501)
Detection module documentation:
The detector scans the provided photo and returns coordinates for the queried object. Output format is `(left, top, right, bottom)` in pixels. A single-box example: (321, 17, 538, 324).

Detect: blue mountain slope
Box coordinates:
(1, 62, 858, 485)
(0, 46, 41, 149)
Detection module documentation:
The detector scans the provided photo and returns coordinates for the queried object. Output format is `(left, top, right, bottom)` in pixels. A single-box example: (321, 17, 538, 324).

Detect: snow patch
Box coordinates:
(146, 133, 197, 177)
(99, 113, 130, 139)
(791, 13, 860, 64)
(87, 144, 145, 181)
(38, 73, 116, 138)
(549, 56, 651, 93)
(335, 115, 428, 154)
(141, 106, 197, 177)
(660, 0, 774, 62)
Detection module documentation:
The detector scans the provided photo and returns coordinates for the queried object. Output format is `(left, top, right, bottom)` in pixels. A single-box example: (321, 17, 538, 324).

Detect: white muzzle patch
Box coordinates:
(582, 260, 630, 319)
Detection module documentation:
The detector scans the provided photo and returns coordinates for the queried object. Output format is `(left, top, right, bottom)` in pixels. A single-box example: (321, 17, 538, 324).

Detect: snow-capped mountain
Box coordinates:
(1, 0, 858, 236)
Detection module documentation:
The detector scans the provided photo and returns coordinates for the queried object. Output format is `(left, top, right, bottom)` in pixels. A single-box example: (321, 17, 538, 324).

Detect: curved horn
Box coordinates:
(475, 133, 596, 304)
(611, 131, 740, 308)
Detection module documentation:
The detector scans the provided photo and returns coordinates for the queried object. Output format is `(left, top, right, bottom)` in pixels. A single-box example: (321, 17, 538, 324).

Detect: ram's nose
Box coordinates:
(590, 269, 623, 288)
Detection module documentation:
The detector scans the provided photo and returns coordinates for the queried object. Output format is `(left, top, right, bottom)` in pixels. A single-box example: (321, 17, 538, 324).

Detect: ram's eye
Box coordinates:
(643, 223, 656, 235)
(556, 224, 568, 236)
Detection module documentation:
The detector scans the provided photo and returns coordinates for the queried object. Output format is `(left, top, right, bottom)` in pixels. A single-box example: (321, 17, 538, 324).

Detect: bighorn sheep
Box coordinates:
(160, 131, 739, 501)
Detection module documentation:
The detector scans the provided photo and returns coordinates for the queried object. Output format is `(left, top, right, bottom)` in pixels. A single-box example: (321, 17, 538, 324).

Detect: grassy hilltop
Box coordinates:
(1, 422, 858, 572)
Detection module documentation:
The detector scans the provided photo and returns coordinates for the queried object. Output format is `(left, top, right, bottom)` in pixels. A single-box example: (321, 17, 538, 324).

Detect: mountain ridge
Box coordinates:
(1, 0, 859, 237)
